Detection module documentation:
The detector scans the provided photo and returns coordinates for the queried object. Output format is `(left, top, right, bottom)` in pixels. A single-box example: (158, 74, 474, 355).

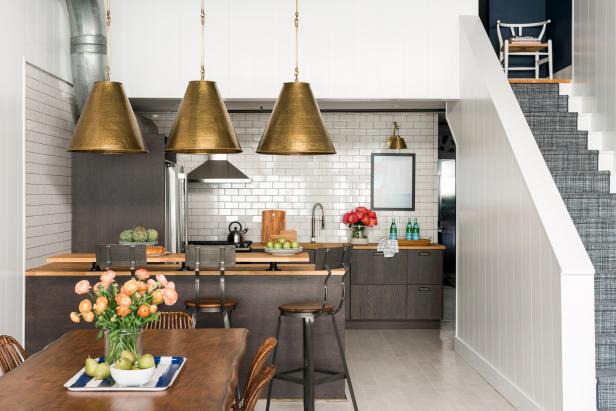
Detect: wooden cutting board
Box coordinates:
(261, 210, 286, 242)
(272, 229, 297, 242)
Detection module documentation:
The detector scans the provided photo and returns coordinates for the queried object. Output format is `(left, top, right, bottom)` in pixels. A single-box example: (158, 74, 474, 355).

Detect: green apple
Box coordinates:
(291, 241, 299, 248)
(114, 357, 133, 371)
(85, 357, 98, 377)
(137, 353, 155, 369)
(94, 362, 111, 380)
(283, 241, 291, 249)
(278, 237, 286, 244)
(273, 242, 282, 249)
(266, 241, 274, 248)
(120, 350, 137, 365)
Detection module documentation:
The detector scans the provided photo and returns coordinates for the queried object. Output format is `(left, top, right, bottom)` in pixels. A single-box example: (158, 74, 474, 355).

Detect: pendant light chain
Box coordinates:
(200, 0, 206, 81)
(294, 0, 300, 82)
(105, 0, 111, 81)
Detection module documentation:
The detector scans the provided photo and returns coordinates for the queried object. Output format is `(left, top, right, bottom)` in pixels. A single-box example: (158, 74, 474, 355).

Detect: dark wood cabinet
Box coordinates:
(351, 250, 407, 285)
(349, 248, 444, 327)
(407, 285, 442, 319)
(351, 285, 406, 320)
(407, 250, 443, 284)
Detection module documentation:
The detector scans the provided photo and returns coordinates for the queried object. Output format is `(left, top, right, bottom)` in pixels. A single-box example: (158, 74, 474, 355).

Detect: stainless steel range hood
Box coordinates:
(187, 154, 250, 183)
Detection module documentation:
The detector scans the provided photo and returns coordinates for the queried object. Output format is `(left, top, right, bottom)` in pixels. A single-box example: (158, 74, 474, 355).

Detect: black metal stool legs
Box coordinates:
(265, 315, 282, 411)
(303, 317, 315, 411)
(332, 315, 358, 411)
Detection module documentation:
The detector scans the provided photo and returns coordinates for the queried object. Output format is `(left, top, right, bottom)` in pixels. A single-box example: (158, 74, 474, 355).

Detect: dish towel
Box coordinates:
(377, 239, 399, 258)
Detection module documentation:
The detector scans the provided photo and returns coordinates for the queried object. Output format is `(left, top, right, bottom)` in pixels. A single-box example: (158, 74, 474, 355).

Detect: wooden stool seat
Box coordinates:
(185, 297, 238, 309)
(279, 302, 334, 314)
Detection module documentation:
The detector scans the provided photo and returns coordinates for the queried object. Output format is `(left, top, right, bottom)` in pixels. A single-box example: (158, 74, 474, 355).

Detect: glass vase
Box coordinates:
(350, 225, 369, 244)
(104, 329, 143, 364)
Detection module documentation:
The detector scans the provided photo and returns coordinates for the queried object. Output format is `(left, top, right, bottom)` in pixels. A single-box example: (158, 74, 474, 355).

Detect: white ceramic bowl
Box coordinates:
(110, 364, 155, 387)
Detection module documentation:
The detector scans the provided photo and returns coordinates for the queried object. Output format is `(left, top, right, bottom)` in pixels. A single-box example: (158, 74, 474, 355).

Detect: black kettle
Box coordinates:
(228, 221, 248, 244)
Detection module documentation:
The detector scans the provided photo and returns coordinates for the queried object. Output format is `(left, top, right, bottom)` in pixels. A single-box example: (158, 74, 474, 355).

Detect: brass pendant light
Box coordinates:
(166, 0, 240, 154)
(68, 0, 146, 154)
(257, 0, 335, 155)
(387, 122, 407, 149)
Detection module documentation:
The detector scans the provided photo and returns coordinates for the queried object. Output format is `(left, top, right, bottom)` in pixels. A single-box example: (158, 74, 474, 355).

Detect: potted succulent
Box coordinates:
(342, 206, 378, 244)
(70, 269, 178, 364)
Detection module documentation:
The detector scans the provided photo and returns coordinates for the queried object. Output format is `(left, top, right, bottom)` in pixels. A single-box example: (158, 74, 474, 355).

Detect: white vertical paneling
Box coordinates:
(24, 64, 75, 270)
(0, 1, 71, 344)
(448, 16, 596, 411)
(573, 0, 616, 151)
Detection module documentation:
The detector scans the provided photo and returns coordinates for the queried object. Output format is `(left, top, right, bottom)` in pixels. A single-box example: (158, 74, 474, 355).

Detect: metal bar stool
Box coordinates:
(95, 244, 147, 276)
(266, 247, 358, 411)
(183, 244, 238, 328)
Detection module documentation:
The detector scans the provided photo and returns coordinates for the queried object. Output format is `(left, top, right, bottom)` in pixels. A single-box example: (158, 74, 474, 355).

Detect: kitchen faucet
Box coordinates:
(311, 203, 325, 243)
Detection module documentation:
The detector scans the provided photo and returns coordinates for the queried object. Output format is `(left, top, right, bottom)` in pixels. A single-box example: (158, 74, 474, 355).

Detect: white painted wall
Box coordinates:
(110, 0, 476, 100)
(0, 1, 72, 343)
(448, 16, 596, 411)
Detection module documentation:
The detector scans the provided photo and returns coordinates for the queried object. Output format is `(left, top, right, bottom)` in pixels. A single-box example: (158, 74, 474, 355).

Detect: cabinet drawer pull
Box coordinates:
(372, 251, 384, 256)
(418, 287, 431, 292)
(418, 252, 431, 256)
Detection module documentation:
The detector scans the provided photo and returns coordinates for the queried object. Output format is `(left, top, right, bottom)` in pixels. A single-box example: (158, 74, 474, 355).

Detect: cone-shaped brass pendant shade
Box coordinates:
(166, 81, 241, 153)
(68, 81, 147, 154)
(257, 82, 335, 155)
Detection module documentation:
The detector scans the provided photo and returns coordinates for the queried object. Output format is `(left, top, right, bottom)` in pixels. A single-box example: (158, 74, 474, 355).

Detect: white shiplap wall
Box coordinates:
(447, 17, 596, 411)
(142, 112, 438, 243)
(24, 64, 75, 269)
(0, 0, 71, 343)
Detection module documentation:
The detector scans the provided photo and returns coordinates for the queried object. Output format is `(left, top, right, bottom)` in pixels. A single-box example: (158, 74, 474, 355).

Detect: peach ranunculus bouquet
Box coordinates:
(69, 269, 178, 363)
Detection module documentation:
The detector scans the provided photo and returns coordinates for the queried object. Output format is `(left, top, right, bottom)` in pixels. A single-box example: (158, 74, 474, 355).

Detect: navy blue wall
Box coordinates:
(482, 0, 572, 77)
(546, 0, 572, 72)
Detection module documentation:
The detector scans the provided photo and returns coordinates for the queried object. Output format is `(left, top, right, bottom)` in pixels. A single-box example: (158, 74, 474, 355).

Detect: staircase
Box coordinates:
(512, 82, 615, 410)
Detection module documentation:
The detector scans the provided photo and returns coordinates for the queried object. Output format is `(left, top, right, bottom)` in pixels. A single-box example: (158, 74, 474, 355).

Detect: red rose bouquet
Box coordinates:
(342, 206, 378, 244)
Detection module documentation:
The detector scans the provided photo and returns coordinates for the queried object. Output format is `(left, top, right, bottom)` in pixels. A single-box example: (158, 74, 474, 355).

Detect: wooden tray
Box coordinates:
(397, 239, 431, 246)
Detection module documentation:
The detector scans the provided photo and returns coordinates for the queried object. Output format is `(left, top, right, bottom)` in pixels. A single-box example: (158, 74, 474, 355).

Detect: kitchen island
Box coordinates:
(25, 260, 346, 400)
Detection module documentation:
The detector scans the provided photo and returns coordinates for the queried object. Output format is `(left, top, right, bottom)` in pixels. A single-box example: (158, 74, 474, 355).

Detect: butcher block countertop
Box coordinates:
(252, 242, 445, 250)
(46, 251, 310, 264)
(353, 244, 446, 250)
(26, 263, 344, 277)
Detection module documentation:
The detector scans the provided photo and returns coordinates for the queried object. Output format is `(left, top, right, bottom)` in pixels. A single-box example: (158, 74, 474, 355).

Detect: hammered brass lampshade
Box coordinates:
(166, 81, 241, 154)
(68, 81, 147, 153)
(257, 82, 335, 155)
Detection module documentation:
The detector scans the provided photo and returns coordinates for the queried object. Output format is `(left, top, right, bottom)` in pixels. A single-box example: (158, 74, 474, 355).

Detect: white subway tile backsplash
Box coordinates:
(141, 111, 439, 243)
(24, 65, 75, 269)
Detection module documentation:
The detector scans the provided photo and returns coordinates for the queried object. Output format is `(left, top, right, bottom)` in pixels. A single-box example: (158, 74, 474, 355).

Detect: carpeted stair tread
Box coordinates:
(542, 150, 599, 170)
(511, 83, 560, 95)
(517, 94, 568, 113)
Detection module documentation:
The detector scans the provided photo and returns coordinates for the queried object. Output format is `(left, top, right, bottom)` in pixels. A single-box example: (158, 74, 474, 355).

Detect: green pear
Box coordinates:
(85, 357, 98, 377)
(278, 237, 286, 244)
(114, 357, 133, 371)
(94, 362, 111, 380)
(273, 243, 282, 249)
(283, 242, 291, 249)
(291, 241, 299, 248)
(119, 350, 137, 365)
(266, 241, 274, 248)
(137, 353, 155, 369)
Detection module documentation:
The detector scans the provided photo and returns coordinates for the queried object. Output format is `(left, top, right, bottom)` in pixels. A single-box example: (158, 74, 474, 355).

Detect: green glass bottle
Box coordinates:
(412, 218, 420, 240)
(389, 218, 397, 240)
(405, 218, 413, 240)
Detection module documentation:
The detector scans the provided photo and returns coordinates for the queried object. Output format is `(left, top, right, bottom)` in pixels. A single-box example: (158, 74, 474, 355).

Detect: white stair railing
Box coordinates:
(447, 15, 596, 411)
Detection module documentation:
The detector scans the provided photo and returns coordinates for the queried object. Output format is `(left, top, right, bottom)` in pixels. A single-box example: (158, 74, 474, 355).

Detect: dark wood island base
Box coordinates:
(26, 267, 346, 400)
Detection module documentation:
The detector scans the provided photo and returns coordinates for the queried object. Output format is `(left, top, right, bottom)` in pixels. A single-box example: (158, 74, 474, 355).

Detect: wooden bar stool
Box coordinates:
(183, 245, 238, 328)
(95, 244, 147, 276)
(265, 247, 358, 411)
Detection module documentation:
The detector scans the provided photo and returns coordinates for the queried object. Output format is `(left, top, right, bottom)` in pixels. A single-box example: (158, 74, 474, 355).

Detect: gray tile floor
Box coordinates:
(258, 324, 514, 411)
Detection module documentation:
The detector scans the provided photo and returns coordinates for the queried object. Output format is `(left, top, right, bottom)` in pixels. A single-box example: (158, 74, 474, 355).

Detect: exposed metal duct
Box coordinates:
(65, 0, 157, 133)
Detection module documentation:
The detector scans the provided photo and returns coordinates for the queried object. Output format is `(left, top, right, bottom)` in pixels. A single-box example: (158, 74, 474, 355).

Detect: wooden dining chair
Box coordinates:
(232, 337, 277, 411)
(0, 335, 29, 374)
(145, 311, 194, 330)
(234, 365, 276, 411)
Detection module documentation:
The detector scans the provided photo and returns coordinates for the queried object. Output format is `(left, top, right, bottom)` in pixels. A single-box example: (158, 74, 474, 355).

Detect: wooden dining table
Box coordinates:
(0, 329, 248, 411)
